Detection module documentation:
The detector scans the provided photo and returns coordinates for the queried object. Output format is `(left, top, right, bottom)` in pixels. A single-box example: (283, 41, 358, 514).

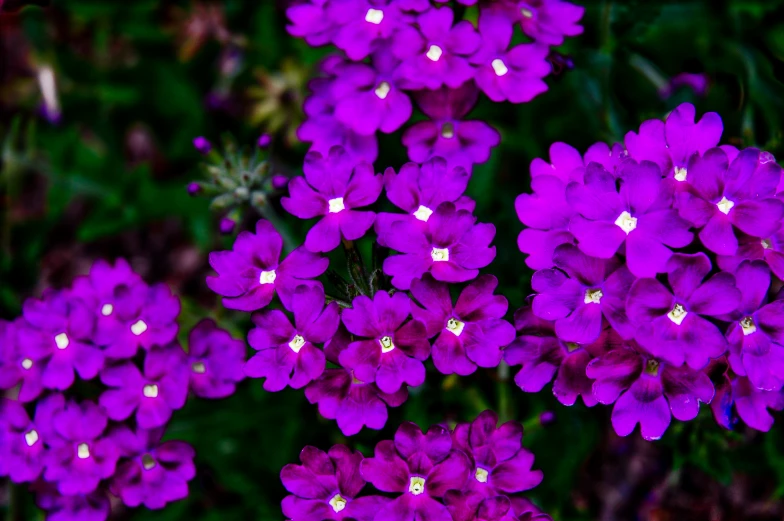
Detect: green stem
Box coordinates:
(342, 239, 371, 296)
(497, 361, 513, 423)
(325, 294, 352, 308)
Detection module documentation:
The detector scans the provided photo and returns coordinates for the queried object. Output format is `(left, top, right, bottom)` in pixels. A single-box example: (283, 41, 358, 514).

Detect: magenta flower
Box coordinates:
(382, 202, 496, 290)
(281, 445, 388, 521)
(0, 394, 63, 483)
(282, 146, 383, 252)
(339, 291, 429, 393)
(586, 346, 714, 440)
(712, 373, 784, 432)
(514, 0, 585, 45)
(0, 318, 47, 402)
(328, 0, 405, 60)
(185, 319, 245, 399)
(207, 219, 328, 311)
(716, 229, 784, 280)
(34, 484, 110, 521)
(566, 161, 693, 277)
(246, 285, 338, 391)
(286, 0, 338, 47)
(99, 344, 189, 429)
(627, 253, 740, 369)
(410, 275, 514, 375)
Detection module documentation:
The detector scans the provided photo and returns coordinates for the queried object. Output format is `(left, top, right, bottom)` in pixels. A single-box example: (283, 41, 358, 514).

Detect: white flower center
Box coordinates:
(365, 8, 383, 24)
(446, 318, 465, 336)
(192, 361, 206, 374)
(674, 166, 688, 182)
(475, 467, 488, 483)
(101, 303, 114, 316)
(413, 205, 433, 222)
(584, 288, 603, 304)
(409, 476, 426, 495)
(614, 211, 637, 234)
(131, 320, 148, 336)
(77, 443, 90, 459)
(762, 239, 772, 250)
(143, 384, 159, 398)
(741, 317, 757, 336)
(426, 44, 443, 62)
(289, 334, 306, 353)
(328, 197, 345, 213)
(21, 358, 33, 370)
(644, 359, 660, 376)
(374, 81, 391, 99)
(25, 429, 39, 447)
(440, 122, 454, 139)
(54, 333, 69, 350)
(717, 196, 734, 215)
(259, 270, 277, 284)
(491, 58, 509, 76)
(379, 335, 395, 353)
(521, 7, 534, 18)
(667, 304, 688, 325)
(329, 494, 347, 513)
(142, 454, 156, 470)
(431, 247, 449, 262)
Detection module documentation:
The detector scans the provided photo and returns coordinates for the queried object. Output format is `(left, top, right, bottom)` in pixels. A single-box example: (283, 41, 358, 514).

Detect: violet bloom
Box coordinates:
(282, 146, 383, 252)
(281, 445, 388, 521)
(286, 0, 339, 46)
(725, 261, 784, 391)
(586, 346, 714, 440)
(531, 244, 635, 343)
(393, 6, 481, 89)
(305, 326, 408, 436)
(44, 400, 120, 495)
(717, 229, 784, 281)
(513, 0, 585, 45)
(403, 83, 500, 172)
(110, 427, 195, 509)
(470, 12, 550, 103)
(192, 136, 211, 155)
(0, 318, 47, 402)
(360, 423, 472, 521)
(186, 319, 246, 399)
(328, 0, 405, 60)
(383, 202, 496, 290)
(712, 373, 784, 432)
(627, 253, 740, 369)
(566, 160, 693, 277)
(504, 307, 614, 407)
(17, 290, 102, 391)
(677, 147, 784, 256)
(660, 72, 709, 99)
(99, 344, 189, 429)
(450, 496, 531, 521)
(339, 291, 429, 393)
(410, 275, 514, 375)
(207, 219, 328, 311)
(34, 486, 110, 521)
(246, 285, 338, 391)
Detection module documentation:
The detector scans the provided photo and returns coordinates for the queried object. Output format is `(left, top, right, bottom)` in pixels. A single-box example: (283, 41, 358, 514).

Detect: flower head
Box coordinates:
(186, 319, 246, 398)
(712, 372, 784, 432)
(0, 394, 63, 483)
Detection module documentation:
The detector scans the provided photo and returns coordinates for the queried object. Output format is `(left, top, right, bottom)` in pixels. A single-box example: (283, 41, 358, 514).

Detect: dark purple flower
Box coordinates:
(192, 136, 212, 154)
(99, 344, 189, 429)
(712, 372, 784, 432)
(257, 133, 272, 148)
(287, 0, 339, 47)
(627, 253, 740, 369)
(360, 422, 472, 521)
(328, 0, 406, 60)
(393, 7, 481, 89)
(660, 72, 709, 99)
(586, 346, 714, 440)
(246, 285, 338, 391)
(0, 318, 47, 402)
(410, 275, 514, 375)
(187, 182, 202, 195)
(513, 0, 584, 45)
(281, 445, 388, 521)
(716, 230, 784, 280)
(531, 244, 636, 343)
(219, 217, 236, 235)
(207, 219, 329, 311)
(282, 146, 383, 252)
(566, 160, 693, 277)
(110, 427, 195, 509)
(0, 394, 63, 483)
(677, 147, 784, 256)
(339, 291, 429, 393)
(382, 202, 496, 290)
(34, 485, 110, 521)
(44, 400, 120, 495)
(186, 319, 246, 399)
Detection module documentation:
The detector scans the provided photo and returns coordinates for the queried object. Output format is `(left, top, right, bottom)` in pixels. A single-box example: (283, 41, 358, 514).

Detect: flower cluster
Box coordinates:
(287, 0, 584, 173)
(279, 411, 549, 521)
(510, 102, 784, 439)
(0, 259, 245, 520)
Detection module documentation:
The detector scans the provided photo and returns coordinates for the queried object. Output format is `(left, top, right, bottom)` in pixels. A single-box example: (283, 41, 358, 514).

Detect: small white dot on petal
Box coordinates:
(21, 358, 33, 370)
(491, 58, 509, 76)
(379, 336, 395, 353)
(413, 205, 433, 222)
(475, 467, 488, 483)
(674, 167, 687, 182)
(54, 333, 69, 350)
(259, 270, 277, 285)
(142, 454, 156, 470)
(329, 494, 347, 513)
(717, 196, 734, 215)
(741, 317, 757, 335)
(101, 303, 114, 316)
(77, 443, 90, 459)
(25, 429, 39, 447)
(328, 197, 345, 213)
(143, 384, 159, 398)
(374, 81, 391, 99)
(614, 211, 637, 234)
(192, 362, 206, 374)
(131, 320, 148, 336)
(521, 7, 533, 17)
(667, 304, 688, 326)
(365, 8, 383, 24)
(446, 318, 465, 336)
(409, 476, 426, 495)
(289, 335, 306, 353)
(762, 239, 772, 250)
(431, 247, 449, 262)
(426, 45, 443, 62)
(584, 289, 603, 304)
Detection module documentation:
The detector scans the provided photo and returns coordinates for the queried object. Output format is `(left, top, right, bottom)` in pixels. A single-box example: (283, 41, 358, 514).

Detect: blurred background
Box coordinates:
(3, 1, 784, 520)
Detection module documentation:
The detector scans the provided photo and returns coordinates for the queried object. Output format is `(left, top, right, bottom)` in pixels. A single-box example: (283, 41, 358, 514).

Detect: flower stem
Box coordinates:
(342, 239, 371, 296)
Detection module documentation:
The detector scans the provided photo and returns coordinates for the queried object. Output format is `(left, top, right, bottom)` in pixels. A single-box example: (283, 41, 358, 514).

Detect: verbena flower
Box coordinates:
(712, 372, 784, 432)
(0, 394, 63, 483)
(329, 0, 405, 60)
(0, 318, 47, 402)
(512, 0, 584, 46)
(186, 319, 246, 398)
(716, 229, 784, 280)
(34, 484, 110, 521)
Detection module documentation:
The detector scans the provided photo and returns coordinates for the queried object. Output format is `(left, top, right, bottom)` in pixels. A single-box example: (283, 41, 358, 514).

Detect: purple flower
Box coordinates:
(246, 285, 338, 391)
(513, 0, 585, 45)
(99, 344, 189, 429)
(712, 372, 784, 432)
(410, 275, 514, 375)
(627, 253, 740, 369)
(566, 160, 693, 277)
(660, 72, 709, 99)
(281, 445, 388, 521)
(531, 244, 636, 343)
(0, 394, 63, 483)
(0, 318, 47, 402)
(360, 422, 472, 521)
(328, 0, 405, 60)
(186, 319, 246, 399)
(469, 12, 550, 103)
(44, 400, 120, 495)
(393, 7, 481, 89)
(339, 291, 429, 393)
(192, 136, 212, 154)
(504, 307, 615, 407)
(282, 146, 383, 252)
(382, 202, 496, 290)
(219, 217, 236, 235)
(187, 182, 202, 195)
(257, 133, 272, 148)
(716, 230, 784, 280)
(34, 485, 110, 521)
(110, 427, 195, 509)
(677, 147, 784, 256)
(403, 83, 500, 173)
(287, 0, 338, 47)
(207, 219, 329, 311)
(586, 346, 714, 440)
(305, 326, 408, 436)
